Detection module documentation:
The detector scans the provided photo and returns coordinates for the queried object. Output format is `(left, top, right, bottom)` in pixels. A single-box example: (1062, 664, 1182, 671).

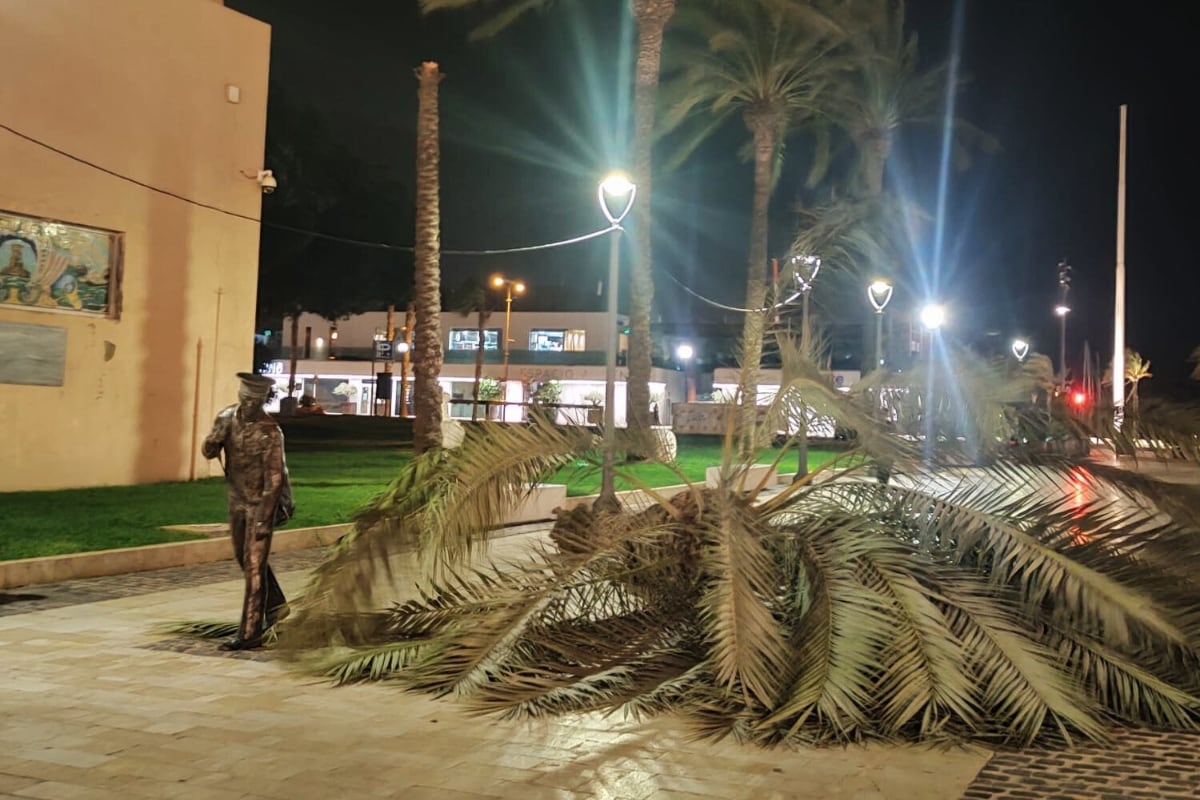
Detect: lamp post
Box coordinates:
(596, 172, 637, 511)
(1011, 338, 1029, 362)
(919, 303, 945, 464)
(919, 303, 945, 355)
(676, 342, 695, 403)
(790, 255, 820, 481)
(1055, 259, 1072, 393)
(787, 256, 825, 482)
(867, 279, 893, 368)
(791, 255, 821, 353)
(490, 274, 526, 408)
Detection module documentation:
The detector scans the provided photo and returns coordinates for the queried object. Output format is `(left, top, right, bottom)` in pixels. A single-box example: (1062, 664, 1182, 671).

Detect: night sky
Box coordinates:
(228, 0, 1198, 391)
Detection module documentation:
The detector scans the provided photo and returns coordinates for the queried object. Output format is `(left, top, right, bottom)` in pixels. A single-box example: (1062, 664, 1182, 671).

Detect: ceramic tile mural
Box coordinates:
(0, 209, 122, 318)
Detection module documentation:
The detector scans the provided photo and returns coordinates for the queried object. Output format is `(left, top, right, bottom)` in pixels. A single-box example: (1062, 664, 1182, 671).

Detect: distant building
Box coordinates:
(276, 310, 686, 426)
(0, 0, 270, 491)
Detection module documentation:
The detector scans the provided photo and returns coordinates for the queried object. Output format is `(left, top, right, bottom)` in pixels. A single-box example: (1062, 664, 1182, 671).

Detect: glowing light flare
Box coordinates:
(1054, 304, 1071, 317)
(919, 304, 946, 331)
(675, 343, 694, 361)
(1011, 338, 1029, 361)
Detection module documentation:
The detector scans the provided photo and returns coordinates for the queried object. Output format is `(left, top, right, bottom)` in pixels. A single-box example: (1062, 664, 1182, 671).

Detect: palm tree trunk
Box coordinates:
(412, 62, 445, 454)
(857, 131, 891, 199)
(737, 121, 776, 458)
(626, 0, 676, 443)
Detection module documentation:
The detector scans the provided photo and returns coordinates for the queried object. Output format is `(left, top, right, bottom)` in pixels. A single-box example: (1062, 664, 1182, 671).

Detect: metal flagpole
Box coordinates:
(1113, 105, 1128, 430)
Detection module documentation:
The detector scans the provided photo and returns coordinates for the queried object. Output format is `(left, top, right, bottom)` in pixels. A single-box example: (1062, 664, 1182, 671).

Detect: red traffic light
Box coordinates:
(1071, 391, 1087, 407)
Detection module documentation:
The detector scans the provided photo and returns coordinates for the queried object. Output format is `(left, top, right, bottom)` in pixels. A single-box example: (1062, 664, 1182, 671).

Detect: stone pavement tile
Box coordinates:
(0, 563, 996, 800)
(962, 728, 1200, 799)
(9, 780, 127, 800)
(492, 783, 588, 800)
(401, 788, 508, 800)
(0, 777, 38, 795)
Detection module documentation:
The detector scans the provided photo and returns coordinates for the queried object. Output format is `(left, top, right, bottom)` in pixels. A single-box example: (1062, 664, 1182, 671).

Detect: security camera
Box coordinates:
(256, 169, 277, 194)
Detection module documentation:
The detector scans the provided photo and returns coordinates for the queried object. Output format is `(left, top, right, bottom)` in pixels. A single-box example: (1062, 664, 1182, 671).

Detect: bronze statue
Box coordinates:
(202, 372, 294, 650)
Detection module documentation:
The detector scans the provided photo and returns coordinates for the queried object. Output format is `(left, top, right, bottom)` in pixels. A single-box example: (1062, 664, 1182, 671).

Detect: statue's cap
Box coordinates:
(236, 372, 275, 398)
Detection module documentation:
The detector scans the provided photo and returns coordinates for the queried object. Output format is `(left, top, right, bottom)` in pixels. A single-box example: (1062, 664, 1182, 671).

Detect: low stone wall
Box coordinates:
(670, 402, 772, 436)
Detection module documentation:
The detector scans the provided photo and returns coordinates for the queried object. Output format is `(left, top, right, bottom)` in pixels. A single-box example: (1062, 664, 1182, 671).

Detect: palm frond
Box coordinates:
(314, 639, 432, 685)
(1049, 628, 1200, 730)
(764, 522, 899, 743)
(938, 576, 1107, 745)
(161, 620, 240, 639)
(695, 493, 790, 707)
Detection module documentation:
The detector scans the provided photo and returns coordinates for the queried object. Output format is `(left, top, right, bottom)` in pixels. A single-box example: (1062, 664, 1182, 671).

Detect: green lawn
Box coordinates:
(551, 435, 840, 496)
(0, 446, 410, 561)
(0, 430, 838, 561)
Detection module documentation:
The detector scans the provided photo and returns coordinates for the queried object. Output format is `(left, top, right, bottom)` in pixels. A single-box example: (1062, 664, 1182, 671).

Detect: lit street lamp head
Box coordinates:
(920, 303, 946, 331)
(868, 280, 893, 313)
(675, 343, 694, 362)
(490, 274, 525, 295)
(790, 254, 821, 291)
(1011, 338, 1029, 361)
(598, 172, 637, 226)
(1054, 304, 1070, 317)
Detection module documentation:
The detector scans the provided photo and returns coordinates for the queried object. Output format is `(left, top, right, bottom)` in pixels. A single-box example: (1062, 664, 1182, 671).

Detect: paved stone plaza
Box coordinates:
(2, 542, 1199, 798)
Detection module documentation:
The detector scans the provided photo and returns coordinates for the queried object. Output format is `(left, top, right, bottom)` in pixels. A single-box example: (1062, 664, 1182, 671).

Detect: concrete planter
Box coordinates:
(705, 463, 778, 492)
(504, 484, 567, 524)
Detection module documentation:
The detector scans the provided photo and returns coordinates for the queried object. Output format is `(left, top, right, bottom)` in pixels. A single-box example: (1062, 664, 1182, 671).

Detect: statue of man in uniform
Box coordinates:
(202, 372, 293, 650)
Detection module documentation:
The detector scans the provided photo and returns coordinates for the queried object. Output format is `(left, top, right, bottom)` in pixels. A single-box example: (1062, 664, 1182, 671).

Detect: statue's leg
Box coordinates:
(237, 518, 275, 643)
(237, 520, 277, 642)
(230, 508, 254, 641)
(229, 507, 249, 569)
(263, 564, 287, 626)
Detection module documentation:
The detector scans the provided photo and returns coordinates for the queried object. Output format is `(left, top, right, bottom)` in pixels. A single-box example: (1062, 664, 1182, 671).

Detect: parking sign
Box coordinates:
(374, 339, 394, 361)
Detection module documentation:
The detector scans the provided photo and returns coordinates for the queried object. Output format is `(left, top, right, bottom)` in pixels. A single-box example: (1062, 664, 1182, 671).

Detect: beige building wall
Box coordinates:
(0, 0, 270, 491)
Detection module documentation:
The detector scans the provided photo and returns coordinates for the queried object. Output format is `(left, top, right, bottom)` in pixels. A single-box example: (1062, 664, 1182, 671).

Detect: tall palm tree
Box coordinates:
(419, 0, 676, 439)
(1105, 347, 1153, 417)
(660, 0, 842, 454)
(412, 62, 446, 453)
(278, 340, 1200, 747)
(812, 0, 993, 200)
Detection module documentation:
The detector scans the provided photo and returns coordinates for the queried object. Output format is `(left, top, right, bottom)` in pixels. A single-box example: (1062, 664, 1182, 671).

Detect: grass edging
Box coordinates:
(0, 524, 350, 590)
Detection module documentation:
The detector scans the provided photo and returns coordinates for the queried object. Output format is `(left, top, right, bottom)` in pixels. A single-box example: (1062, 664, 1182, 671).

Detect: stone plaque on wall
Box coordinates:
(0, 321, 67, 386)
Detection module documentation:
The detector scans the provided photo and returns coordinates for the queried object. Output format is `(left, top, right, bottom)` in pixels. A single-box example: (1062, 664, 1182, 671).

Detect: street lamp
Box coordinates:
(676, 343, 695, 402)
(596, 171, 637, 511)
(789, 255, 821, 481)
(1055, 259, 1072, 392)
(791, 255, 821, 350)
(1011, 338, 1029, 362)
(867, 279, 893, 368)
(490, 273, 526, 398)
(918, 303, 945, 464)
